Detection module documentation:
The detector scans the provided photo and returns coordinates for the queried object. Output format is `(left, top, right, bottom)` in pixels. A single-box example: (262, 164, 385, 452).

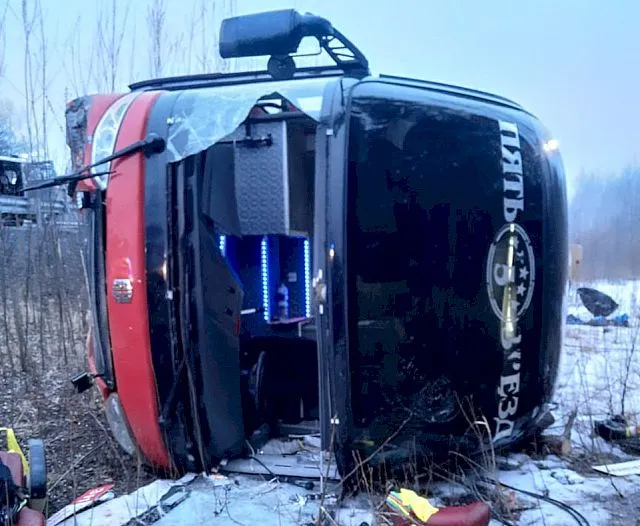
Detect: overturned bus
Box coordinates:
(62, 10, 568, 480)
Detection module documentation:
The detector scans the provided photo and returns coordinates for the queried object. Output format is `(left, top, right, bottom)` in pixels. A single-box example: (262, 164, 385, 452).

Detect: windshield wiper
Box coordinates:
(22, 133, 166, 194)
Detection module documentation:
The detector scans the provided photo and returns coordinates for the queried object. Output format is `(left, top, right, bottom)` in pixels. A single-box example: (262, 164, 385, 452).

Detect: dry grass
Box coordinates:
(0, 222, 155, 515)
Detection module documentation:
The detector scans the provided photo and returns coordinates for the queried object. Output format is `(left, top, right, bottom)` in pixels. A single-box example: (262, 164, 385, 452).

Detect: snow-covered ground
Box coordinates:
(49, 280, 640, 526)
(559, 280, 640, 441)
(485, 280, 640, 525)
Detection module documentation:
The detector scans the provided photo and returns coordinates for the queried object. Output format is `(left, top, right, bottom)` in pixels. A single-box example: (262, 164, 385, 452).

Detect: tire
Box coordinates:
(27, 439, 47, 513)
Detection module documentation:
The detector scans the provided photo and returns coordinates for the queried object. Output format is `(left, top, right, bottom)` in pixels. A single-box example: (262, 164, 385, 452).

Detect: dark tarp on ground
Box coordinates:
(576, 287, 619, 318)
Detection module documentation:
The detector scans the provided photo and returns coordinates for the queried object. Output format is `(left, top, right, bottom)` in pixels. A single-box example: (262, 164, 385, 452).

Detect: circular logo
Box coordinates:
(486, 223, 535, 321)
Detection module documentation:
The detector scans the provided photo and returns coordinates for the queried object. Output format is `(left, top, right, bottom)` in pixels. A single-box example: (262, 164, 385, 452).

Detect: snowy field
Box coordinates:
(558, 280, 640, 442)
(483, 279, 640, 525)
(50, 280, 640, 526)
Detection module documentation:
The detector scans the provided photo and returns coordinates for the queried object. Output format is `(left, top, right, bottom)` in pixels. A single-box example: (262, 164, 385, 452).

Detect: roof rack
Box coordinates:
(219, 10, 369, 80)
(129, 65, 344, 92)
(131, 9, 370, 91)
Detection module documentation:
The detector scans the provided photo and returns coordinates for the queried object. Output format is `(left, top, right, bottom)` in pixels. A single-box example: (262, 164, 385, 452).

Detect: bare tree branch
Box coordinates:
(37, 0, 48, 159)
(0, 1, 8, 78)
(570, 165, 640, 280)
(62, 16, 97, 97)
(19, 0, 50, 161)
(191, 0, 237, 74)
(21, 0, 38, 158)
(93, 0, 131, 91)
(146, 0, 166, 78)
(128, 17, 138, 82)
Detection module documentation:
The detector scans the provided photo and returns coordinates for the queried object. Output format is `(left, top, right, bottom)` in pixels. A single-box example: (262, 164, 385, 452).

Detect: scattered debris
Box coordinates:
(534, 455, 566, 471)
(47, 485, 115, 526)
(592, 415, 640, 457)
(577, 287, 619, 318)
(207, 473, 233, 487)
(332, 505, 375, 526)
(592, 459, 640, 477)
(550, 469, 585, 486)
(594, 415, 637, 441)
(497, 453, 532, 471)
(47, 474, 196, 526)
(132, 485, 191, 525)
(386, 489, 440, 524)
(540, 409, 578, 457)
(567, 286, 631, 328)
(566, 313, 629, 327)
(385, 489, 490, 526)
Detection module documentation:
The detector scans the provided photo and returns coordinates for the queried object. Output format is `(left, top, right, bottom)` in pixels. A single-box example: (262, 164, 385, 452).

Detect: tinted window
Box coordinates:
(346, 89, 502, 430)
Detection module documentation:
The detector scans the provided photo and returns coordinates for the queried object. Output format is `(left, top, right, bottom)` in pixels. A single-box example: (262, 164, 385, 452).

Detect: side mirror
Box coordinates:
(70, 371, 95, 394)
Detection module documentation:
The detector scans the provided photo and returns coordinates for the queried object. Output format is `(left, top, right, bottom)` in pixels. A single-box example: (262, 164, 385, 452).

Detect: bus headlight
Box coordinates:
(104, 393, 137, 456)
(91, 93, 140, 190)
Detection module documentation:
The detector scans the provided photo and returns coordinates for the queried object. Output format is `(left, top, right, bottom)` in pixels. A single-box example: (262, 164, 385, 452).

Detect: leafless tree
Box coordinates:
(63, 16, 97, 97)
(144, 0, 239, 78)
(146, 0, 166, 78)
(37, 0, 48, 159)
(192, 0, 237, 74)
(94, 0, 131, 91)
(167, 2, 198, 76)
(0, 1, 8, 79)
(2, 3, 145, 508)
(127, 17, 139, 82)
(17, 0, 52, 161)
(21, 0, 38, 158)
(570, 164, 640, 280)
(145, 0, 200, 79)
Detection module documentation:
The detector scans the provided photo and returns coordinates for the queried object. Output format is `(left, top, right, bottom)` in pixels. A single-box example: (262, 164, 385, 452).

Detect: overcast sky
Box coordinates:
(2, 0, 639, 196)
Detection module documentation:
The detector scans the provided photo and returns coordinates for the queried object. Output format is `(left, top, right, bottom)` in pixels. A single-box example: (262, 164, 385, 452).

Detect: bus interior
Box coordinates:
(175, 100, 322, 457)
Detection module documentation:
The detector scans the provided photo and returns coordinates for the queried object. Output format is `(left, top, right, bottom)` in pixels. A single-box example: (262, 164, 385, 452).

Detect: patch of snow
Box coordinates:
(48, 474, 197, 526)
(533, 455, 565, 470)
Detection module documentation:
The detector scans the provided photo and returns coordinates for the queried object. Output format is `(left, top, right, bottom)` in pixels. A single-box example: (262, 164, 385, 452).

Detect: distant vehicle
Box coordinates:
(61, 9, 568, 481)
(0, 155, 68, 226)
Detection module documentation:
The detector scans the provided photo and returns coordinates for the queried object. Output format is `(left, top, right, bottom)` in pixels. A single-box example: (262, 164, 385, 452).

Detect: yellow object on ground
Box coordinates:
(0, 427, 29, 475)
(386, 488, 439, 523)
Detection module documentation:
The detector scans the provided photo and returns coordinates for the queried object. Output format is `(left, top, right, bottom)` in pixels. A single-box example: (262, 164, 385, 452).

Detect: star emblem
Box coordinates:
(517, 283, 527, 296)
(519, 267, 529, 280)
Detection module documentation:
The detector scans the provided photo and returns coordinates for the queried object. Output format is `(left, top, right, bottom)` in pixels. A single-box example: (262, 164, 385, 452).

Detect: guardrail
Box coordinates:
(0, 195, 32, 215)
(0, 195, 71, 220)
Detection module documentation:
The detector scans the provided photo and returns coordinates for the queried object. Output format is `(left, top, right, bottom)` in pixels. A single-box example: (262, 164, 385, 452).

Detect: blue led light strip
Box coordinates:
(304, 239, 311, 317)
(261, 237, 270, 321)
(219, 235, 226, 256)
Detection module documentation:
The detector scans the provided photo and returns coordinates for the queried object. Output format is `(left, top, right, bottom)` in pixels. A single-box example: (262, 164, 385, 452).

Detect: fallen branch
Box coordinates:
(541, 408, 577, 457)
